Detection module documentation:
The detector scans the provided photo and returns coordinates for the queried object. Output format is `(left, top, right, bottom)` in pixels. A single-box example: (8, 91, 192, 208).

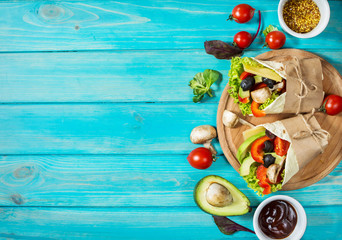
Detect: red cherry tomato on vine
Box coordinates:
(265, 31, 286, 49)
(229, 4, 255, 23)
(321, 95, 342, 115)
(187, 147, 213, 169)
(234, 31, 252, 49)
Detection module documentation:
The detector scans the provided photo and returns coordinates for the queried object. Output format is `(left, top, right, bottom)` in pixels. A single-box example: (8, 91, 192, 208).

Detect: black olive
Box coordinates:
(263, 154, 276, 168)
(245, 76, 255, 85)
(262, 77, 277, 88)
(263, 140, 274, 153)
(266, 130, 276, 140)
(240, 76, 255, 91)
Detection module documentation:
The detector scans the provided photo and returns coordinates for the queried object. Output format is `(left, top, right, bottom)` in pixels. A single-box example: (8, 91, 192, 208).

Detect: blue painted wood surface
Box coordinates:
(0, 0, 341, 239)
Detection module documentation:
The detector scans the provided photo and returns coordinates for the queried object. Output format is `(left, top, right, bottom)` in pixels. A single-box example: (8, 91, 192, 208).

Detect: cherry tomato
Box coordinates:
(251, 101, 266, 117)
(274, 137, 290, 157)
(234, 31, 252, 49)
(230, 4, 255, 23)
(265, 31, 286, 49)
(240, 71, 253, 80)
(251, 136, 271, 163)
(321, 95, 342, 115)
(187, 147, 213, 169)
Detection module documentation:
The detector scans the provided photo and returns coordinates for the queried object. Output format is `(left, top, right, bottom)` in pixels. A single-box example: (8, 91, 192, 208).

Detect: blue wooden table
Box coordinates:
(0, 1, 341, 239)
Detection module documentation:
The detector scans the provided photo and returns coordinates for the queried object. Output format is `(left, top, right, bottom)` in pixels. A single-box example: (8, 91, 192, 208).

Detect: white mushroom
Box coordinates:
(269, 81, 284, 91)
(251, 87, 271, 104)
(267, 158, 286, 184)
(222, 110, 255, 128)
(206, 183, 233, 207)
(190, 125, 217, 156)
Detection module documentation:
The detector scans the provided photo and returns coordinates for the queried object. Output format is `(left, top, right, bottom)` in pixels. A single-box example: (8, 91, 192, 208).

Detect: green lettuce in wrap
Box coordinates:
(228, 57, 284, 116)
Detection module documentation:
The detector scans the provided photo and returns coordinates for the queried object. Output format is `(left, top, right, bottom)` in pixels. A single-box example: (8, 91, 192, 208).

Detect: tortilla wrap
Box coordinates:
(251, 56, 324, 115)
(252, 114, 330, 186)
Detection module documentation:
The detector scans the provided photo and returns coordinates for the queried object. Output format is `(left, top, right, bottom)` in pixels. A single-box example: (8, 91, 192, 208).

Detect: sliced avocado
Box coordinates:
(269, 152, 286, 164)
(243, 126, 266, 141)
(238, 87, 250, 99)
(194, 175, 251, 216)
(243, 64, 282, 82)
(254, 75, 263, 83)
(237, 131, 266, 163)
(239, 155, 256, 176)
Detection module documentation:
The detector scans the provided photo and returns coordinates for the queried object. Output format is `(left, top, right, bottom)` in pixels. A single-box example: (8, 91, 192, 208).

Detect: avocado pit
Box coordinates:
(206, 182, 233, 207)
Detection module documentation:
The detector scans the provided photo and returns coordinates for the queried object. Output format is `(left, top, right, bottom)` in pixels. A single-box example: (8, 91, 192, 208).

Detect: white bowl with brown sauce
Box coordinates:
(278, 0, 330, 38)
(253, 195, 307, 240)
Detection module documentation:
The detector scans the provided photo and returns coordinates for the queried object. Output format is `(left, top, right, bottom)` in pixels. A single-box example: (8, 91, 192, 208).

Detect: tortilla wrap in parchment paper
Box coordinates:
(252, 55, 324, 115)
(259, 113, 330, 185)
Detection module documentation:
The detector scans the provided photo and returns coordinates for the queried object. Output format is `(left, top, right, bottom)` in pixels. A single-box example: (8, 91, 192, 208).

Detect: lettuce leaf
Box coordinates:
(213, 216, 255, 235)
(228, 57, 251, 115)
(263, 25, 279, 37)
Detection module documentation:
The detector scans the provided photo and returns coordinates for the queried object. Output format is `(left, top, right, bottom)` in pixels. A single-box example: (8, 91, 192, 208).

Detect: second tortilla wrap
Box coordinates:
(252, 55, 324, 115)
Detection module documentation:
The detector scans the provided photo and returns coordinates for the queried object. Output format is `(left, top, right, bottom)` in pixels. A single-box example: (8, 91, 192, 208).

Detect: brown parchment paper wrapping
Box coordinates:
(281, 113, 329, 169)
(260, 113, 330, 185)
(255, 55, 324, 114)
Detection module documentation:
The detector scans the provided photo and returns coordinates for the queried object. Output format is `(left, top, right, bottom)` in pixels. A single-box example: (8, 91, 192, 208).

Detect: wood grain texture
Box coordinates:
(0, 155, 340, 207)
(0, 103, 220, 154)
(0, 1, 341, 52)
(217, 49, 342, 191)
(0, 206, 340, 240)
(0, 0, 341, 239)
(0, 49, 341, 103)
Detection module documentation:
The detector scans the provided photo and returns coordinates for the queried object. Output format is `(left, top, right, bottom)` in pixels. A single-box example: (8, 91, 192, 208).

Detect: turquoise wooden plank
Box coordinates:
(0, 103, 219, 154)
(1, 103, 340, 155)
(0, 1, 341, 52)
(0, 49, 341, 103)
(0, 206, 340, 240)
(0, 154, 340, 207)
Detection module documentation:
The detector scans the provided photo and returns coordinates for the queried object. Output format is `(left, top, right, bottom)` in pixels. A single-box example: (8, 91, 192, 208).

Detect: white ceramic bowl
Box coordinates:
(278, 0, 330, 38)
(253, 195, 307, 240)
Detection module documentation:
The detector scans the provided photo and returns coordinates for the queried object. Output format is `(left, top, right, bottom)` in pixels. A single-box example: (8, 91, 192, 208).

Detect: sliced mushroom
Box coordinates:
(267, 158, 286, 184)
(206, 183, 233, 207)
(269, 81, 284, 91)
(251, 87, 271, 104)
(222, 110, 255, 128)
(190, 125, 217, 156)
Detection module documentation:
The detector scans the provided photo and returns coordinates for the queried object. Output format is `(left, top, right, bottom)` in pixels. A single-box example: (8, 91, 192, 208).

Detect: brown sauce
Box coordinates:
(258, 200, 297, 239)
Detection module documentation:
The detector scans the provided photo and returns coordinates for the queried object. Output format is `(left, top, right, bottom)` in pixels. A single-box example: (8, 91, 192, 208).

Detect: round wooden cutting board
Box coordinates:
(217, 49, 342, 191)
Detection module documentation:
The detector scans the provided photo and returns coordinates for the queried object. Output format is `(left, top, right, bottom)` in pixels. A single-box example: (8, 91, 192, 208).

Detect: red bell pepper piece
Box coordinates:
(238, 95, 250, 104)
(251, 101, 266, 117)
(240, 71, 253, 80)
(256, 165, 271, 195)
(251, 136, 271, 163)
(274, 137, 290, 156)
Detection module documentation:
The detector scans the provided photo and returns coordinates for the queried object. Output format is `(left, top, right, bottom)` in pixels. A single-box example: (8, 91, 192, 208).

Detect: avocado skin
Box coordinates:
(193, 175, 251, 216)
(237, 131, 266, 163)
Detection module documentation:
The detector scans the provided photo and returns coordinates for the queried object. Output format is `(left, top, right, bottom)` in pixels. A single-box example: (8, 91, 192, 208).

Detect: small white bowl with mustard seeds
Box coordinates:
(278, 0, 330, 38)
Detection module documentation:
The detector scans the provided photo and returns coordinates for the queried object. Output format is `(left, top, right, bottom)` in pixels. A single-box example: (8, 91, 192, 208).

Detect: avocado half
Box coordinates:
(194, 175, 251, 216)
